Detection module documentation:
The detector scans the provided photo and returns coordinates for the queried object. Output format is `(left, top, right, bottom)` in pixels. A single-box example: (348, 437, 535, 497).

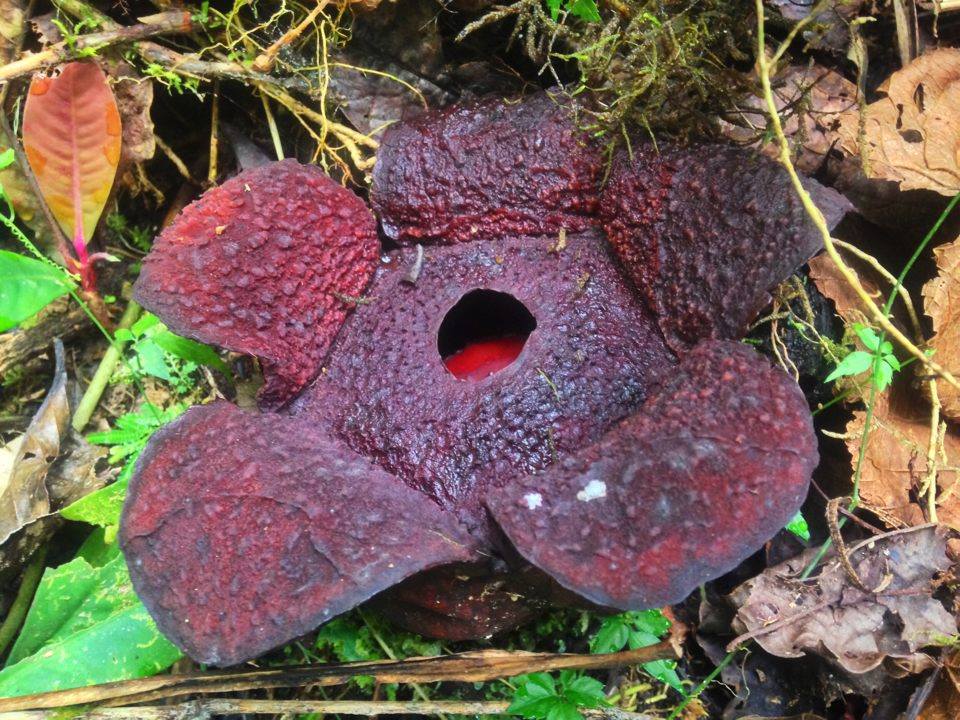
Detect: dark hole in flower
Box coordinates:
(438, 289, 536, 381)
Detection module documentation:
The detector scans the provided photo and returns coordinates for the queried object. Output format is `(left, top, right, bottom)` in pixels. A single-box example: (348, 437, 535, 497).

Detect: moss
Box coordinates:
(461, 0, 754, 140)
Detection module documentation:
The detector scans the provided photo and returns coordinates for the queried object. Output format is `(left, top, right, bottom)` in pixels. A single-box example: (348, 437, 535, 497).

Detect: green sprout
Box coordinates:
(825, 323, 901, 391)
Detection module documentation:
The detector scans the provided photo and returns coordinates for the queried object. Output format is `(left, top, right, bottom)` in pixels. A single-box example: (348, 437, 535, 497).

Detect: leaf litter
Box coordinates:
(730, 525, 956, 675)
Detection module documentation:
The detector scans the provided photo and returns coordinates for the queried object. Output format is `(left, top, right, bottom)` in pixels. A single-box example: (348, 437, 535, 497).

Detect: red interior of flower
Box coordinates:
(438, 289, 536, 382)
(444, 337, 526, 381)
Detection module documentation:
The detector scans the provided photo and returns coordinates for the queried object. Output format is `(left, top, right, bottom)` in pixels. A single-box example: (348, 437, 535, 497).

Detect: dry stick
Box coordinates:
(259, 89, 284, 160)
(0, 644, 680, 712)
(753, 0, 960, 396)
(208, 80, 219, 185)
(359, 611, 440, 716)
(154, 135, 195, 183)
(923, 382, 942, 523)
(251, 0, 331, 73)
(831, 239, 923, 339)
(0, 700, 658, 720)
(50, 0, 376, 169)
(51, 0, 306, 90)
(0, 10, 196, 83)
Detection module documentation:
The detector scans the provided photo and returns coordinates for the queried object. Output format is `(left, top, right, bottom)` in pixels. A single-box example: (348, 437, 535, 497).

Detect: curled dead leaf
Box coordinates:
(923, 238, 960, 423)
(0, 340, 68, 546)
(838, 48, 960, 195)
(0, 341, 106, 578)
(730, 525, 956, 675)
(114, 72, 155, 166)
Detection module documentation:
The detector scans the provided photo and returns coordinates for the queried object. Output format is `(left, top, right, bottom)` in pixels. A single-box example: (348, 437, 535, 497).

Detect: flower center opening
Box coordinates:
(438, 289, 537, 382)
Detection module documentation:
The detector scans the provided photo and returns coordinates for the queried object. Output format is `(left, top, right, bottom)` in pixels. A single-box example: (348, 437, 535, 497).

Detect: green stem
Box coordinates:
(665, 649, 737, 720)
(0, 545, 48, 658)
(71, 301, 142, 432)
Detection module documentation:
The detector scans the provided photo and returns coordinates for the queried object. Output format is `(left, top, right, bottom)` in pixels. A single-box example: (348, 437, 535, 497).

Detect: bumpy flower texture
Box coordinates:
(122, 92, 850, 666)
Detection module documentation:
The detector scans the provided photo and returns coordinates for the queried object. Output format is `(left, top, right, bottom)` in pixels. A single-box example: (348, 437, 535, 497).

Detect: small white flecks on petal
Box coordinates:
(523, 492, 543, 510)
(576, 479, 607, 502)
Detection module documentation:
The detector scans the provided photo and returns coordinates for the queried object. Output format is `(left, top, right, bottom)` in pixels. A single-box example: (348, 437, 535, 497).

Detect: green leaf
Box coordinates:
(315, 617, 379, 664)
(153, 330, 231, 377)
(0, 148, 14, 170)
(639, 659, 684, 693)
(629, 609, 670, 637)
(75, 527, 121, 567)
(545, 702, 583, 720)
(825, 350, 874, 383)
(0, 250, 70, 332)
(545, 0, 562, 20)
(509, 673, 559, 718)
(589, 616, 630, 654)
(131, 313, 160, 334)
(786, 510, 810, 541)
(854, 324, 880, 352)
(523, 673, 557, 697)
(0, 555, 181, 696)
(562, 675, 606, 707)
(61, 476, 128, 529)
(566, 0, 600, 22)
(875, 360, 894, 391)
(134, 338, 173, 381)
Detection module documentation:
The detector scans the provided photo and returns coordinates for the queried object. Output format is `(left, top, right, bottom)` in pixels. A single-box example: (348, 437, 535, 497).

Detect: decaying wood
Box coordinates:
(0, 298, 89, 382)
(0, 643, 680, 712)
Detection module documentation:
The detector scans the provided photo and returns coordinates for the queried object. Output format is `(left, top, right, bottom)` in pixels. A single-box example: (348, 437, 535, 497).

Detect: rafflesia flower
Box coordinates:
(121, 92, 848, 666)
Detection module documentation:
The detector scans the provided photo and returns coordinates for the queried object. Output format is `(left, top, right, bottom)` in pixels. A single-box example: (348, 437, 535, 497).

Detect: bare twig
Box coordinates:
(0, 644, 680, 712)
(251, 0, 331, 73)
(0, 11, 195, 83)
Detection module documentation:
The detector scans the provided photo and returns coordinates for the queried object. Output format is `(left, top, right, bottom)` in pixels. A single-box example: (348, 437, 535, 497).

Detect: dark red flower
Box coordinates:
(122, 92, 847, 666)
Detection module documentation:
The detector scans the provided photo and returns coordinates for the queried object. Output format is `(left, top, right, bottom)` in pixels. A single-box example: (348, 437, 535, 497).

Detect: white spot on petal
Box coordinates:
(523, 492, 543, 510)
(577, 480, 607, 502)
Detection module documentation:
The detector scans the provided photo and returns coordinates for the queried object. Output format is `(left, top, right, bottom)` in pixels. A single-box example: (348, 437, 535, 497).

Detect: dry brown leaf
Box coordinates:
(109, 64, 156, 166)
(918, 651, 960, 720)
(846, 382, 960, 532)
(923, 238, 960, 423)
(723, 65, 857, 175)
(28, 12, 63, 45)
(730, 525, 956, 675)
(838, 48, 960, 195)
(767, 0, 862, 54)
(807, 252, 883, 327)
(0, 341, 68, 545)
(0, 0, 24, 65)
(0, 342, 106, 578)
